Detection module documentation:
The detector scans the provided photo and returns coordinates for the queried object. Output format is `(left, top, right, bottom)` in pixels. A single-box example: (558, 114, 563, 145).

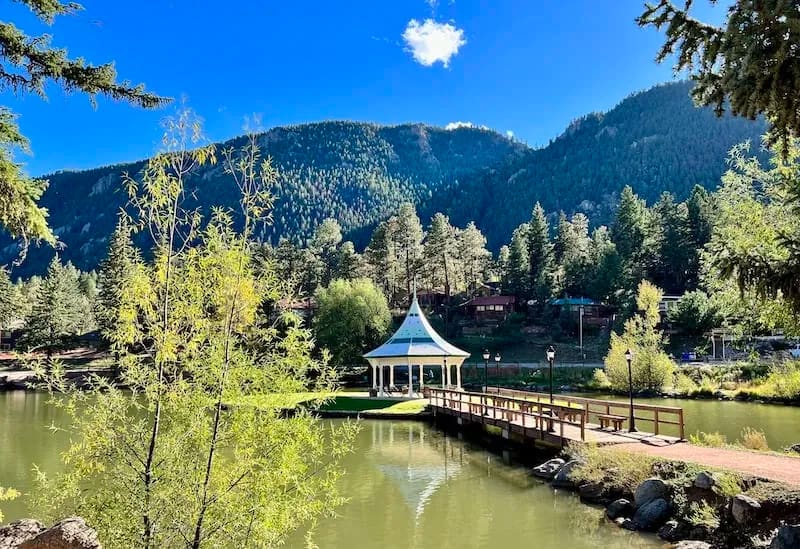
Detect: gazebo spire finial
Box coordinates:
(412, 277, 417, 302)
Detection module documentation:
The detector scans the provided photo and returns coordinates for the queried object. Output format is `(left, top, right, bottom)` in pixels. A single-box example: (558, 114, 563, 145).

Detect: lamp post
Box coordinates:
(626, 348, 637, 433)
(546, 345, 555, 405)
(494, 352, 501, 387)
(579, 305, 584, 367)
(483, 349, 490, 393)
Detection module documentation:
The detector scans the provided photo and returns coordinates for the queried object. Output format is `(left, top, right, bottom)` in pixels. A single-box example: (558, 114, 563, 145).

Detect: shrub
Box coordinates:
(567, 442, 655, 494)
(738, 427, 770, 451)
(687, 501, 720, 528)
(673, 372, 699, 394)
(590, 368, 612, 390)
(689, 431, 728, 448)
(714, 472, 744, 497)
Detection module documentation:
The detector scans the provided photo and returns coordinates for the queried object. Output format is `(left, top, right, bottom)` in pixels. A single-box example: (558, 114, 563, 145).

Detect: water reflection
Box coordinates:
(287, 420, 660, 549)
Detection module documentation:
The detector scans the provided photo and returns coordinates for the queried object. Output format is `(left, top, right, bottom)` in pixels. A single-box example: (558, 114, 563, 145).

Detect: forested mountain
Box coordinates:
(1, 81, 766, 277)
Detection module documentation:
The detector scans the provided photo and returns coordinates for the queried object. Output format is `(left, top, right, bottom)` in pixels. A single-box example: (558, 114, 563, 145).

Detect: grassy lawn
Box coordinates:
(319, 396, 429, 415)
(234, 392, 335, 410)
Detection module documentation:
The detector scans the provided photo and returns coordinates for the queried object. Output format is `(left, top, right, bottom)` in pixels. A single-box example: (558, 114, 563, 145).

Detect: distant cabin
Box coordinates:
(463, 295, 516, 322)
(550, 297, 612, 327)
(274, 297, 318, 321)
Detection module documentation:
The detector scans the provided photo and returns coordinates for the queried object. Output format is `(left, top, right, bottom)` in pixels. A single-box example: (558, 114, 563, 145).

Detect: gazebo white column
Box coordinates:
(456, 364, 462, 390)
(389, 364, 395, 389)
(407, 359, 414, 397)
(419, 364, 424, 390)
(379, 364, 385, 397)
(372, 364, 377, 389)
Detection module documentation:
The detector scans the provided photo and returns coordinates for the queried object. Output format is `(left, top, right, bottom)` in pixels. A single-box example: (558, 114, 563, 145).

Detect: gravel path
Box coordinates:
(615, 441, 800, 486)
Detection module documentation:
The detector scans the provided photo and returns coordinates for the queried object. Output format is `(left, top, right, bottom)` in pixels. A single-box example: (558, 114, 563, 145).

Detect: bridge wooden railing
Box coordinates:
(488, 387, 685, 440)
(427, 388, 586, 442)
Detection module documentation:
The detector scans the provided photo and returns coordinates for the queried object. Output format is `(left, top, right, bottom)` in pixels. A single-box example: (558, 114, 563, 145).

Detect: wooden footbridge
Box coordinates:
(427, 387, 684, 448)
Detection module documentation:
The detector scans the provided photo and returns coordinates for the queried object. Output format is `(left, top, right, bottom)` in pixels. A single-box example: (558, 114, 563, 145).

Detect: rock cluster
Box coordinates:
(530, 457, 800, 547)
(0, 518, 100, 549)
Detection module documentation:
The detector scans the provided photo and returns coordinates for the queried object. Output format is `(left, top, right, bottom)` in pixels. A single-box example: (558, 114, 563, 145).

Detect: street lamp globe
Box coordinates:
(483, 349, 491, 361)
(546, 345, 555, 361)
(625, 349, 633, 362)
(494, 353, 501, 363)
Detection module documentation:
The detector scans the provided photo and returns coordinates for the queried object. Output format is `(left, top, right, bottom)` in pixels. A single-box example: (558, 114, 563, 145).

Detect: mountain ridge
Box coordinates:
(2, 81, 768, 277)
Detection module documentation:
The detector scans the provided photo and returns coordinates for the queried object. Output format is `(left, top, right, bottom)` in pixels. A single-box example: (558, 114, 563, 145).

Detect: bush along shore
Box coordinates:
(531, 443, 800, 548)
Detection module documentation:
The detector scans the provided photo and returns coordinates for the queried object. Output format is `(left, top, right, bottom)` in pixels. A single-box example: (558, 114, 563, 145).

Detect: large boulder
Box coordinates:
(657, 519, 690, 542)
(18, 517, 100, 549)
(731, 494, 762, 525)
(771, 524, 800, 549)
(632, 498, 671, 531)
(551, 460, 582, 489)
(0, 520, 45, 549)
(693, 472, 716, 490)
(606, 498, 633, 520)
(634, 478, 670, 509)
(532, 458, 565, 480)
(578, 481, 606, 503)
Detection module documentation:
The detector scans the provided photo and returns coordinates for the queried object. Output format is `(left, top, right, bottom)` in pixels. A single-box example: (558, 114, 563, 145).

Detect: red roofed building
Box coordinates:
(463, 295, 516, 321)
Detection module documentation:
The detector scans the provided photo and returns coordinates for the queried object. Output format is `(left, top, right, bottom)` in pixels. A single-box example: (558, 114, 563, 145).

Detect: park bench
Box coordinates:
(597, 414, 626, 431)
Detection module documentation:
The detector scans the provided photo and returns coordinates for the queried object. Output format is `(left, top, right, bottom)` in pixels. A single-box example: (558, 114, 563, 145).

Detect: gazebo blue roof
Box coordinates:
(364, 296, 469, 360)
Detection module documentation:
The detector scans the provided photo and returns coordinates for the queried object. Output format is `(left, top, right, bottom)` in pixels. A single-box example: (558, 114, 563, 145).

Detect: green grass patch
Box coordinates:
(234, 392, 334, 410)
(319, 396, 428, 415)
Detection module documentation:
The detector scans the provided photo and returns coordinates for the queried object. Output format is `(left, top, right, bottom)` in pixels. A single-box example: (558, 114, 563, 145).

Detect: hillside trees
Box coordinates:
(23, 256, 85, 358)
(0, 0, 165, 255)
(95, 219, 140, 341)
(638, 0, 800, 152)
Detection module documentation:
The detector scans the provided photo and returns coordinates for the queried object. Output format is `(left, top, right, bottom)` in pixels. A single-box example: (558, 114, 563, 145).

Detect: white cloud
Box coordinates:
(444, 121, 489, 131)
(402, 19, 466, 68)
(445, 121, 474, 130)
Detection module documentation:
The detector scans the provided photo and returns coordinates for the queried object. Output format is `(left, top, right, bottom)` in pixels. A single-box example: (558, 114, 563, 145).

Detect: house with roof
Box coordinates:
(462, 295, 516, 322)
(550, 297, 612, 327)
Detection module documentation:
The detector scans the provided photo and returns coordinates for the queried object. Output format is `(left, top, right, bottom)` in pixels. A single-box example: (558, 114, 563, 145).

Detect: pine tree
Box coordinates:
(0, 0, 166, 253)
(423, 213, 457, 296)
(457, 222, 491, 295)
(611, 185, 649, 284)
(502, 223, 530, 297)
(685, 185, 715, 289)
(0, 267, 18, 334)
(527, 203, 553, 306)
(96, 219, 139, 341)
(394, 203, 423, 301)
(310, 218, 343, 287)
(23, 256, 84, 358)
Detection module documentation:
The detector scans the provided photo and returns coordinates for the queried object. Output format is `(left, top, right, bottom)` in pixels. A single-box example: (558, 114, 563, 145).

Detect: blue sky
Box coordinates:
(5, 0, 726, 175)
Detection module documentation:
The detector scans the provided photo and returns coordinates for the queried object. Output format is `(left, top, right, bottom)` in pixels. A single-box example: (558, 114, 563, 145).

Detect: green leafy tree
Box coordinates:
(668, 290, 719, 336)
(605, 280, 674, 392)
(23, 256, 84, 358)
(33, 117, 355, 548)
(0, 0, 166, 256)
(310, 218, 343, 287)
(638, 0, 800, 152)
(314, 278, 391, 367)
(706, 139, 800, 313)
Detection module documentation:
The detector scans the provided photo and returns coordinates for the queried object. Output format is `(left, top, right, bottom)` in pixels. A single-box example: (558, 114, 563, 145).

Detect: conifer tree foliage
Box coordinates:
(0, 266, 18, 332)
(638, 0, 800, 153)
(527, 203, 553, 306)
(422, 213, 457, 296)
(0, 0, 166, 255)
(22, 255, 84, 357)
(95, 218, 139, 340)
(33, 114, 355, 548)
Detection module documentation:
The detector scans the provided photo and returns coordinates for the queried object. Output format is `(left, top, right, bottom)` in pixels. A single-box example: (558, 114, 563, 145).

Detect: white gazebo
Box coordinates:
(364, 292, 470, 397)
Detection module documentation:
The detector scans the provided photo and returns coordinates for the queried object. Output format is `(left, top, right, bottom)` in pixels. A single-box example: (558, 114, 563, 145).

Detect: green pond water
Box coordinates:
(2, 391, 800, 547)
